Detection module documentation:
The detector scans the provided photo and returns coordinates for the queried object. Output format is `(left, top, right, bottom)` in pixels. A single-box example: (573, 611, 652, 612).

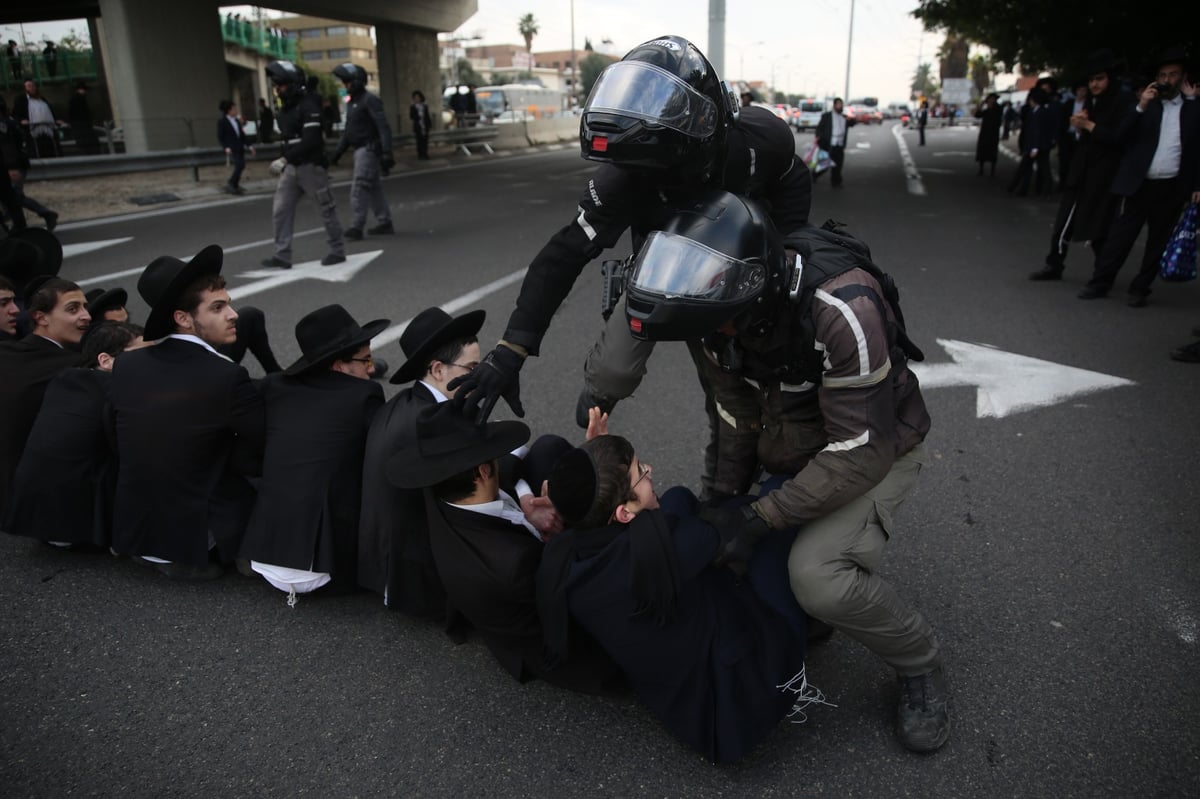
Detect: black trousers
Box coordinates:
(829, 144, 845, 186)
(1045, 190, 1117, 270)
(226, 149, 245, 189)
(1086, 177, 1184, 296)
(918, 125, 926, 146)
(218, 305, 282, 373)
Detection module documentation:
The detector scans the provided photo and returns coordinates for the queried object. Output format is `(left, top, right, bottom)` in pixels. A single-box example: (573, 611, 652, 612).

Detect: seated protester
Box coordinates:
(0, 274, 18, 339)
(6, 322, 146, 548)
(86, 284, 289, 376)
(359, 307, 561, 616)
(0, 275, 89, 521)
(0, 227, 63, 342)
(239, 304, 387, 604)
(537, 435, 817, 765)
(109, 246, 265, 581)
(386, 403, 623, 695)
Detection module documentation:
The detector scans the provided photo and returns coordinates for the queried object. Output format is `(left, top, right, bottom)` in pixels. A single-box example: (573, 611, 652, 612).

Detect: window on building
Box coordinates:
(299, 28, 322, 39)
(351, 49, 373, 60)
(326, 26, 348, 35)
(350, 26, 370, 37)
(327, 49, 350, 59)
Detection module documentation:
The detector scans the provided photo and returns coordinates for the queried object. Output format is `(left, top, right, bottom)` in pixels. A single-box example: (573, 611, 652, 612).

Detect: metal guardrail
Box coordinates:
(27, 146, 277, 181)
(221, 19, 296, 60)
(1, 51, 99, 91)
(395, 125, 500, 156)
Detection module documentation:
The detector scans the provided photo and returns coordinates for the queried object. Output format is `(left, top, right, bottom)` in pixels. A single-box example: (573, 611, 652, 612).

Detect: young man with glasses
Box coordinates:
(239, 304, 387, 602)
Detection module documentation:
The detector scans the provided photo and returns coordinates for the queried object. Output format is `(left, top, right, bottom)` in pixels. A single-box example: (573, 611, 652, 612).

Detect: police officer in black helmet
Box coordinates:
(261, 60, 345, 269)
(330, 63, 394, 240)
(452, 35, 812, 500)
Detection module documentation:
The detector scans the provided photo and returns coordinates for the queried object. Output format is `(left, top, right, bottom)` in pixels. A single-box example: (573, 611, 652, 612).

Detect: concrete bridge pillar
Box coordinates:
(375, 24, 442, 137)
(96, 0, 227, 152)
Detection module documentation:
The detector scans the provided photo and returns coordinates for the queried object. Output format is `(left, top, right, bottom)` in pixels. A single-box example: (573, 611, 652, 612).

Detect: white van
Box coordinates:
(795, 99, 826, 131)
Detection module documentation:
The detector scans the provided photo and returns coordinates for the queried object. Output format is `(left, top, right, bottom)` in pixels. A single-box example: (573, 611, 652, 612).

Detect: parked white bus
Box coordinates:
(473, 84, 567, 123)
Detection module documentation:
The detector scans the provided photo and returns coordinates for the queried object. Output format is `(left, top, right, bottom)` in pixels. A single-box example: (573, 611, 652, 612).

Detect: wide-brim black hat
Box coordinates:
(0, 228, 63, 292)
(1082, 48, 1120, 79)
(85, 286, 129, 325)
(138, 245, 223, 340)
(385, 402, 529, 489)
(283, 303, 390, 376)
(390, 307, 486, 385)
(1152, 46, 1191, 73)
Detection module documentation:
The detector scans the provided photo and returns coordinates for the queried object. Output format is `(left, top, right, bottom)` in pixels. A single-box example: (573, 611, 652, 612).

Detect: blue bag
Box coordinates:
(1160, 202, 1198, 282)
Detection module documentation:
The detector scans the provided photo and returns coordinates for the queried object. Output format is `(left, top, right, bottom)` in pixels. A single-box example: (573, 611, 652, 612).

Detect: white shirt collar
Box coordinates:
(448, 489, 542, 541)
(420, 380, 449, 403)
(167, 333, 234, 362)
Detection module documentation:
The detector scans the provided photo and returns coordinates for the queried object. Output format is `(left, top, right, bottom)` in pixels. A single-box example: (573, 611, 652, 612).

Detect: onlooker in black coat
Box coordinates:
(974, 93, 1002, 176)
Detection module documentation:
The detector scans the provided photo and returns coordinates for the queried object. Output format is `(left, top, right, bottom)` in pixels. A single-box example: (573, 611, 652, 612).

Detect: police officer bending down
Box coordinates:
(624, 189, 950, 753)
(452, 35, 812, 500)
(331, 63, 394, 240)
(261, 60, 345, 269)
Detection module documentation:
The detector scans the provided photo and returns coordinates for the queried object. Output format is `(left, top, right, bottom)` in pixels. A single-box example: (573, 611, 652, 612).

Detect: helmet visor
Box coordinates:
(629, 231, 765, 303)
(585, 61, 718, 139)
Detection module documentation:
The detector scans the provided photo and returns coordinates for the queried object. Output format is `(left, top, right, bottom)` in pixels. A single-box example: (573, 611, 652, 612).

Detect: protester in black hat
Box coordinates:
(0, 276, 88, 520)
(0, 227, 63, 339)
(1008, 87, 1057, 196)
(84, 286, 129, 327)
(358, 306, 561, 614)
(1031, 49, 1134, 282)
(109, 245, 265, 580)
(536, 433, 816, 763)
(974, 92, 1002, 177)
(239, 305, 387, 603)
(5, 322, 146, 549)
(386, 403, 623, 695)
(1079, 46, 1200, 307)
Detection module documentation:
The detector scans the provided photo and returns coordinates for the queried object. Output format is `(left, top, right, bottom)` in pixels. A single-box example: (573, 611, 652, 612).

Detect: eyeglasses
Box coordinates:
(632, 460, 652, 488)
(443, 361, 478, 372)
(348, 356, 374, 367)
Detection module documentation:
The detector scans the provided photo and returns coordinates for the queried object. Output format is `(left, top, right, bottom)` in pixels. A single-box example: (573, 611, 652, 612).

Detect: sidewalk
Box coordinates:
(22, 138, 538, 226)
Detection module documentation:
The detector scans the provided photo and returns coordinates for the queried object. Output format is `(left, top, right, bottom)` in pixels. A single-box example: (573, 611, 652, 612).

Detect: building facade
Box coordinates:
(275, 15, 379, 94)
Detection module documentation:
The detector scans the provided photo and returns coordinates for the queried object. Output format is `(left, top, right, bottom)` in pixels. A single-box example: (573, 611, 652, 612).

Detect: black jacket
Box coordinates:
(815, 109, 852, 151)
(109, 338, 265, 564)
(335, 90, 391, 157)
(1109, 95, 1200, 198)
(216, 115, 250, 154)
(6, 368, 115, 545)
(240, 370, 383, 581)
(503, 106, 812, 354)
(0, 335, 82, 519)
(1065, 87, 1136, 242)
(278, 91, 327, 167)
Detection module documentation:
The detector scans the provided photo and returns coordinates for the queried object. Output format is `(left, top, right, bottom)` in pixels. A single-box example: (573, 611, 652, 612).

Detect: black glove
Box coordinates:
(381, 153, 395, 174)
(449, 344, 525, 424)
(698, 502, 771, 572)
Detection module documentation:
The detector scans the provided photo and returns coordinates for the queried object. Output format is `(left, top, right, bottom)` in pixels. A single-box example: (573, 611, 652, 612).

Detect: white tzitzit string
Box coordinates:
(777, 664, 837, 723)
(286, 586, 298, 609)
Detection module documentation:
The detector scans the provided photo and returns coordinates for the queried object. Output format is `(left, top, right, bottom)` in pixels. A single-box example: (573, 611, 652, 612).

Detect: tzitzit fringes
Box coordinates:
(777, 664, 837, 724)
(286, 586, 298, 608)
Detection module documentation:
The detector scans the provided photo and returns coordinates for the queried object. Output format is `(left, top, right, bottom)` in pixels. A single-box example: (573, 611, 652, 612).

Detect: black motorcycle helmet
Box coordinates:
(625, 190, 786, 342)
(580, 35, 739, 181)
(332, 62, 367, 96)
(266, 60, 305, 104)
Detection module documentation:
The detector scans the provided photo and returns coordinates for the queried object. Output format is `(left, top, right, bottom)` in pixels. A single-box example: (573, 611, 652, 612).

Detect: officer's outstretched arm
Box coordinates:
(449, 341, 526, 423)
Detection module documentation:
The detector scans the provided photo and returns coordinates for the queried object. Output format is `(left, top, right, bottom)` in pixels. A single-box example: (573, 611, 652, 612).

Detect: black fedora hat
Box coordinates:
(283, 303, 391, 376)
(390, 306, 486, 385)
(85, 286, 129, 325)
(385, 402, 529, 489)
(1152, 45, 1191, 72)
(0, 228, 62, 292)
(138, 245, 223, 340)
(1082, 48, 1120, 79)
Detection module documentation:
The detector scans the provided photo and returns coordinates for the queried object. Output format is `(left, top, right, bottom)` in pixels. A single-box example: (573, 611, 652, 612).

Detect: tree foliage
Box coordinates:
(579, 52, 611, 99)
(912, 0, 1199, 80)
(518, 13, 539, 54)
(57, 29, 90, 52)
(911, 63, 937, 100)
(452, 58, 486, 88)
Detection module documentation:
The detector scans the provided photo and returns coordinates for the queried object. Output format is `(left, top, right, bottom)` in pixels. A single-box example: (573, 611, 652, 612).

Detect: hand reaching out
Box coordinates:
(585, 406, 609, 440)
(522, 481, 564, 539)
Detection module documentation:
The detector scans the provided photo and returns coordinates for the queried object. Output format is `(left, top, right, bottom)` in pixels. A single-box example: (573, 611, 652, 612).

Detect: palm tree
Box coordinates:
(518, 13, 539, 55)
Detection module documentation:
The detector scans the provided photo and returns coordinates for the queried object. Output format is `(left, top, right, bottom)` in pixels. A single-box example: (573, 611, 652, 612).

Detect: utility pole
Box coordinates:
(844, 0, 855, 100)
(570, 0, 577, 106)
(708, 0, 725, 77)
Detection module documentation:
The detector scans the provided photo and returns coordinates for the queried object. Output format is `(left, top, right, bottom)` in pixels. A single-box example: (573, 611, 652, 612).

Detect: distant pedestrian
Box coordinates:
(1001, 101, 1016, 140)
(68, 82, 99, 154)
(5, 40, 19, 81)
(816, 97, 851, 187)
(410, 89, 431, 160)
(217, 99, 254, 195)
(330, 63, 394, 240)
(1007, 88, 1054, 196)
(257, 97, 274, 144)
(974, 93, 1002, 176)
(41, 41, 57, 78)
(12, 79, 63, 158)
(0, 97, 58, 231)
(917, 100, 928, 146)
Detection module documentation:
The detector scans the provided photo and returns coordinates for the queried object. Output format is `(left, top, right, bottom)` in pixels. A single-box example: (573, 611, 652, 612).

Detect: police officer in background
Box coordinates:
(331, 63, 394, 240)
(452, 35, 812, 499)
(261, 60, 345, 269)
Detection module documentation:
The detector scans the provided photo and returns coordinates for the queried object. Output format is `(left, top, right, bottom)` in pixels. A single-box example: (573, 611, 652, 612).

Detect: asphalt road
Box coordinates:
(3, 122, 1199, 797)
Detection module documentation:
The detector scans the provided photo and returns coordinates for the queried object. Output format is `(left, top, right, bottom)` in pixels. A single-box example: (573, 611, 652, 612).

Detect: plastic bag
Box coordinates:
(1160, 202, 1198, 282)
(802, 142, 833, 175)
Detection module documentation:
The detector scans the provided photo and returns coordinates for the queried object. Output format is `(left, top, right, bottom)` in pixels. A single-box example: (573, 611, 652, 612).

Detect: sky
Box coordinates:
(6, 1, 970, 104)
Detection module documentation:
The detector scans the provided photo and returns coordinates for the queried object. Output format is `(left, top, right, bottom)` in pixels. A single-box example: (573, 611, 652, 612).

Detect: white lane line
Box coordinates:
(374, 267, 529, 349)
(998, 143, 1021, 162)
(62, 237, 134, 259)
(890, 122, 926, 196)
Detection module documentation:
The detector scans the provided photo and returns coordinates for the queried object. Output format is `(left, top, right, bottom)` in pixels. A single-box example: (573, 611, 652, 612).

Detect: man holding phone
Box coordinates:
(1078, 47, 1200, 307)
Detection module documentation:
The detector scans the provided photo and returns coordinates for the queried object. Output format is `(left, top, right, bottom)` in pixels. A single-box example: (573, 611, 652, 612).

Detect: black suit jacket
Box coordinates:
(357, 382, 447, 614)
(240, 370, 383, 580)
(217, 115, 249, 154)
(815, 110, 851, 151)
(109, 337, 265, 564)
(0, 335, 82, 519)
(1110, 96, 1200, 198)
(6, 368, 115, 545)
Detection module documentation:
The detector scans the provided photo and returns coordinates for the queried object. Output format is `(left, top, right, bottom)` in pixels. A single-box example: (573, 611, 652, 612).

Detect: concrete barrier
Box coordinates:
(492, 123, 532, 150)
(526, 116, 579, 146)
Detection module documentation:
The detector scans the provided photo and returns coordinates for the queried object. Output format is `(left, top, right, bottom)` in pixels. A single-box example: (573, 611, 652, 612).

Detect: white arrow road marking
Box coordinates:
(373, 267, 529, 349)
(909, 338, 1135, 418)
(854, 142, 871, 149)
(890, 122, 926, 196)
(228, 250, 383, 301)
(62, 237, 134, 259)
